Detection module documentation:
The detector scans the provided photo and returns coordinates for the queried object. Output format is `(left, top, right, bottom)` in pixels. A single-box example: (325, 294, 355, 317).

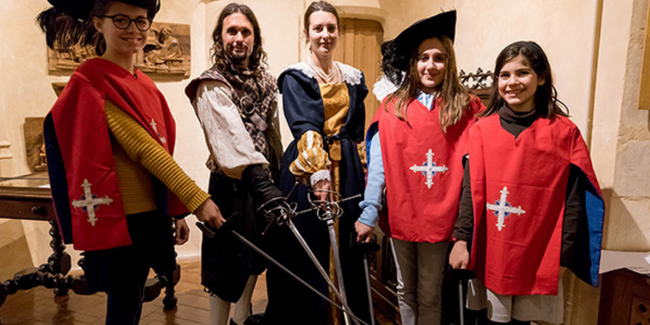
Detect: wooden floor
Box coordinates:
(0, 258, 265, 325)
(0, 258, 396, 325)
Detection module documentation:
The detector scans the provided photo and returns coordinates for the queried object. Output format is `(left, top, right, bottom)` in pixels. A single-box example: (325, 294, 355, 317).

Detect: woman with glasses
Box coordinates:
(38, 1, 224, 324)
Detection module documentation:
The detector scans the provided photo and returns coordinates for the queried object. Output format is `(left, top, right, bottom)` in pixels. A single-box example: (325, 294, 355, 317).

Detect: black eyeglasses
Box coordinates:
(100, 14, 152, 31)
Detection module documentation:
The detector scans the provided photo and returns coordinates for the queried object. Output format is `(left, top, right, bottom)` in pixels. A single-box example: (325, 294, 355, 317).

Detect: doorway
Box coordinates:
(332, 18, 383, 131)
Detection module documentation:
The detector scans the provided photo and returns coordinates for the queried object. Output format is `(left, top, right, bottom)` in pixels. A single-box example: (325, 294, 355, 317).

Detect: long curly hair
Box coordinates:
(384, 35, 471, 133)
(482, 41, 569, 118)
(210, 3, 268, 75)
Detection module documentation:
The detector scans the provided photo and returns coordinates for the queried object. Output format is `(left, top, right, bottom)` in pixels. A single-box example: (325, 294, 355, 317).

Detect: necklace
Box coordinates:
(308, 57, 340, 84)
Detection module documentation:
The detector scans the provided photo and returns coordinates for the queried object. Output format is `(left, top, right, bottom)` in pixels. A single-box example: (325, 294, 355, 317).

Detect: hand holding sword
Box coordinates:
(196, 185, 369, 325)
(194, 199, 226, 229)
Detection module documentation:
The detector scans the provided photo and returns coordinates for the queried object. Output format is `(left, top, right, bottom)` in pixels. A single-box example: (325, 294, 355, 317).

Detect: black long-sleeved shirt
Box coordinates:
(452, 106, 584, 266)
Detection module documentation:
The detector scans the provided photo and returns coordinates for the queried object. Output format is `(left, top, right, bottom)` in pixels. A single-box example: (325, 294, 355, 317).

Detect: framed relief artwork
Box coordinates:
(47, 22, 190, 79)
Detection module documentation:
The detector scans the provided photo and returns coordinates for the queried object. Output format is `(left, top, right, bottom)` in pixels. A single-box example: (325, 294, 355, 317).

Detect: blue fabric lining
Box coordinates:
(583, 172, 604, 286)
(43, 113, 74, 244)
(566, 167, 604, 287)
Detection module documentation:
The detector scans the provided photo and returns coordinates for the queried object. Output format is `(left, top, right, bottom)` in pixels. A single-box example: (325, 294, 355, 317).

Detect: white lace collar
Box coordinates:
(285, 61, 363, 86)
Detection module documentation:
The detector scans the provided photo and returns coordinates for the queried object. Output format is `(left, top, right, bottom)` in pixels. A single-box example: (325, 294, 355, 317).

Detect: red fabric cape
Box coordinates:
(47, 58, 186, 251)
(368, 96, 482, 242)
(468, 113, 603, 295)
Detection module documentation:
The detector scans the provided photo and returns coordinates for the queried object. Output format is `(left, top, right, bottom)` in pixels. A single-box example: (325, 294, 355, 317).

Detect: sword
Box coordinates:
(258, 188, 363, 325)
(196, 220, 369, 325)
(307, 190, 362, 325)
(251, 183, 365, 325)
(327, 219, 350, 325)
(349, 239, 380, 325)
(295, 193, 362, 217)
(443, 268, 474, 325)
(283, 219, 358, 325)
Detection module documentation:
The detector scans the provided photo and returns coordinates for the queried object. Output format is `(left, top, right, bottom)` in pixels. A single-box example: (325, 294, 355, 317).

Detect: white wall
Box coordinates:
(404, 0, 600, 139)
(1, 5, 649, 324)
(0, 0, 397, 268)
(594, 0, 650, 251)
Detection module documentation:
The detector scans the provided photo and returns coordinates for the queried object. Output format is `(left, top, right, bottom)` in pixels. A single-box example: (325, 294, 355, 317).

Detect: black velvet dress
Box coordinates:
(263, 62, 370, 325)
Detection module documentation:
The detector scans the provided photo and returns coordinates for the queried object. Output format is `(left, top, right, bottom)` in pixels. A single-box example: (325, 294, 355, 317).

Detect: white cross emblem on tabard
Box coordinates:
(71, 179, 114, 226)
(410, 149, 449, 189)
(150, 118, 167, 144)
(486, 186, 526, 231)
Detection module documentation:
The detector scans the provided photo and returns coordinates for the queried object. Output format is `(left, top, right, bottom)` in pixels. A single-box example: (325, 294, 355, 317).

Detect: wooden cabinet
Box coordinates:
(0, 173, 73, 310)
(0, 173, 54, 220)
(0, 173, 180, 313)
(598, 268, 650, 325)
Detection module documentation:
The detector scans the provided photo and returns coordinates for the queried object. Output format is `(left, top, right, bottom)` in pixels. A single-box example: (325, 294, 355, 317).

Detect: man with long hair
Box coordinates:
(185, 3, 283, 325)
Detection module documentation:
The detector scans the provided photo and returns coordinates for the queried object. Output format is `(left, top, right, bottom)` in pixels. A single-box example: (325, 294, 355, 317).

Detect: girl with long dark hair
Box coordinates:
(449, 41, 604, 325)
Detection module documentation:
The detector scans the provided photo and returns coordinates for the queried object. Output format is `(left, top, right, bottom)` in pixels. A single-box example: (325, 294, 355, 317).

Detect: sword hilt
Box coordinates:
(196, 222, 216, 239)
(302, 192, 362, 222)
(256, 197, 298, 235)
(255, 182, 300, 235)
(196, 220, 370, 325)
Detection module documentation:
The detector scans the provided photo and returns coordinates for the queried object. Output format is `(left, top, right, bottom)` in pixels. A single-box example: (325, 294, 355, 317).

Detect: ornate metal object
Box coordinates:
(459, 68, 494, 90)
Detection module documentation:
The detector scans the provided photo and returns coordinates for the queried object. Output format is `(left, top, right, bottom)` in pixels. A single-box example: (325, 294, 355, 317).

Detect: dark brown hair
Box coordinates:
(385, 35, 471, 133)
(482, 41, 569, 118)
(37, 0, 153, 56)
(210, 3, 268, 73)
(89, 0, 114, 56)
(303, 1, 339, 32)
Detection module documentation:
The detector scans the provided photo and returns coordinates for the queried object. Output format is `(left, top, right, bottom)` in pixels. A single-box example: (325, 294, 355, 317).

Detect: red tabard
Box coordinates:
(376, 97, 482, 242)
(468, 113, 601, 295)
(50, 58, 187, 251)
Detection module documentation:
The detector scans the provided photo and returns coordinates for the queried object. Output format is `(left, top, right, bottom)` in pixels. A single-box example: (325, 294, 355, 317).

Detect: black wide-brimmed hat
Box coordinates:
(381, 10, 457, 85)
(47, 0, 161, 20)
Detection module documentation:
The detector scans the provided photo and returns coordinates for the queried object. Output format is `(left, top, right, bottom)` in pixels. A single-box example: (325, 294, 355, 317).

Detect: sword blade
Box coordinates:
(327, 219, 351, 325)
(458, 279, 465, 325)
(285, 220, 361, 325)
(362, 258, 376, 325)
(196, 222, 369, 325)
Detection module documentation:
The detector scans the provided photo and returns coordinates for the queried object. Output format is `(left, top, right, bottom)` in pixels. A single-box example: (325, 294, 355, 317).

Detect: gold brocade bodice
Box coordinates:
(288, 81, 367, 191)
(319, 83, 350, 163)
(320, 83, 349, 137)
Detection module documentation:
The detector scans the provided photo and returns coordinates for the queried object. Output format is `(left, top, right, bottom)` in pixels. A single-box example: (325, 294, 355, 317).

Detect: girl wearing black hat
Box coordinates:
(355, 11, 484, 325)
(38, 1, 224, 324)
